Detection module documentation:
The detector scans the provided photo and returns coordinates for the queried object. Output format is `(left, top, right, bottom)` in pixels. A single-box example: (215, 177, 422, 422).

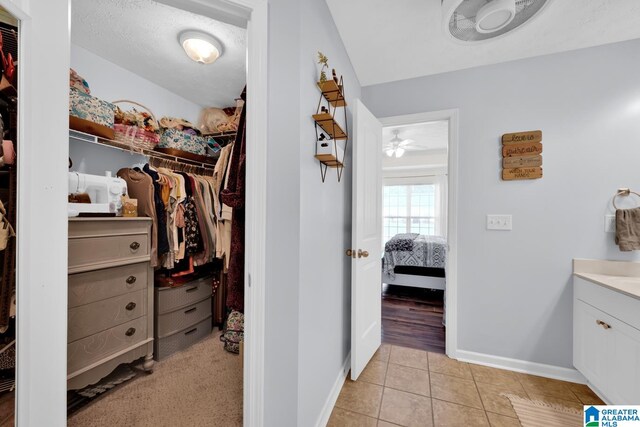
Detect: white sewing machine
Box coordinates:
(68, 171, 128, 217)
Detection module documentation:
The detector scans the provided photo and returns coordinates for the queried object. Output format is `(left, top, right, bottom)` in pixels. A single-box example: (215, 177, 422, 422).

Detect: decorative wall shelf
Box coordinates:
(312, 113, 348, 140)
(313, 75, 348, 182)
(317, 80, 346, 107)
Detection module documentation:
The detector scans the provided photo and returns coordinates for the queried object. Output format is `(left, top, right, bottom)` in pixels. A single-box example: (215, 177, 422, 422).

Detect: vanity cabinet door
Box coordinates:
(574, 299, 610, 391)
(602, 314, 640, 404)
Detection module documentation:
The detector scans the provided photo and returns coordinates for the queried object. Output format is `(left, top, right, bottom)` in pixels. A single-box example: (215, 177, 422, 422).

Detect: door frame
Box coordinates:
(379, 109, 459, 357)
(14, 0, 268, 425)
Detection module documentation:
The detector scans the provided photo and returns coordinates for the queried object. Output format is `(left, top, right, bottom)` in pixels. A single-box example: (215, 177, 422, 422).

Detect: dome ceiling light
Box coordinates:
(179, 30, 223, 64)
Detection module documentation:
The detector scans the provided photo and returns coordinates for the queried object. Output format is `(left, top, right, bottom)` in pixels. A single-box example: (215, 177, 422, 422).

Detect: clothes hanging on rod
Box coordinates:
(0, 167, 16, 332)
(221, 86, 246, 312)
(117, 155, 236, 275)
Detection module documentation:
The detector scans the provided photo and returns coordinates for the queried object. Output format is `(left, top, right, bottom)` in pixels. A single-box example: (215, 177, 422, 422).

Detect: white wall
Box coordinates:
(363, 38, 640, 369)
(297, 0, 359, 425)
(262, 1, 360, 425)
(71, 44, 202, 122)
(69, 44, 204, 175)
(263, 0, 301, 425)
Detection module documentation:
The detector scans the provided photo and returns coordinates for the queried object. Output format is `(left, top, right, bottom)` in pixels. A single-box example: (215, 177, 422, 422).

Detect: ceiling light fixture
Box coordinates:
(475, 0, 516, 34)
(384, 130, 414, 158)
(179, 30, 223, 64)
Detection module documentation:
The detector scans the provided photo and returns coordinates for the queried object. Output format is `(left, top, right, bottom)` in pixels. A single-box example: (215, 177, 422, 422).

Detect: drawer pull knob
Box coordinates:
(130, 242, 140, 250)
(126, 276, 137, 285)
(185, 328, 198, 336)
(126, 302, 136, 311)
(186, 286, 198, 293)
(596, 320, 612, 330)
(125, 327, 136, 336)
(184, 307, 197, 314)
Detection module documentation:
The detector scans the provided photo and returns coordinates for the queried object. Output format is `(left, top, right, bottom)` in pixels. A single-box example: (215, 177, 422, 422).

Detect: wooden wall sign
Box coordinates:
(503, 155, 542, 169)
(502, 130, 543, 180)
(502, 142, 543, 157)
(502, 167, 543, 180)
(502, 130, 542, 145)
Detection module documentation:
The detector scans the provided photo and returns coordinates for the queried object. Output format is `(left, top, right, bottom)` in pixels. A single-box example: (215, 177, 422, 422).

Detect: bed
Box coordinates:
(381, 233, 447, 290)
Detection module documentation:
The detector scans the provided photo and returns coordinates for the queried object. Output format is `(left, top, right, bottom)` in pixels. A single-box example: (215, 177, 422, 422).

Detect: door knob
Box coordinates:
(357, 249, 369, 258)
(346, 249, 353, 257)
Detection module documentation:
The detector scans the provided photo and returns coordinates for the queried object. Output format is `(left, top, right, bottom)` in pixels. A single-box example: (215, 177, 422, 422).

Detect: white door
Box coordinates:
(351, 99, 383, 380)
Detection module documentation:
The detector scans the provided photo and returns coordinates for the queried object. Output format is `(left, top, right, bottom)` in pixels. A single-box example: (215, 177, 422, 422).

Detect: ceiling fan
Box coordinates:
(384, 130, 416, 158)
(442, 0, 549, 42)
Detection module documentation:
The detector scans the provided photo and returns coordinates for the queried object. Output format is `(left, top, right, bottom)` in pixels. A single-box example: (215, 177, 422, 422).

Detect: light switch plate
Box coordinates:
(605, 215, 616, 233)
(487, 215, 512, 231)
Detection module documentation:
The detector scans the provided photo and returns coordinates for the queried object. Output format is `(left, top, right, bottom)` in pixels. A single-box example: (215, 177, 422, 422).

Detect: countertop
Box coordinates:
(574, 272, 640, 300)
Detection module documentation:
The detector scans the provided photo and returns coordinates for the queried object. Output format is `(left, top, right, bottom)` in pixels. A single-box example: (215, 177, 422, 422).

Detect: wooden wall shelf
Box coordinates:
(313, 75, 348, 182)
(312, 113, 348, 140)
(314, 154, 343, 168)
(317, 80, 346, 107)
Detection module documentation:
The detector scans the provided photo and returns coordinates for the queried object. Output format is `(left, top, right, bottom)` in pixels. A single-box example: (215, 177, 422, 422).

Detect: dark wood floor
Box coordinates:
(381, 284, 445, 353)
(0, 390, 13, 427)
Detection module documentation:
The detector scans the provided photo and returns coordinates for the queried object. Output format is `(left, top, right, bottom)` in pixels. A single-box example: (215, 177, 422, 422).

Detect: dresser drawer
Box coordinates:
(154, 316, 212, 361)
(68, 316, 147, 374)
(69, 233, 149, 271)
(156, 297, 211, 339)
(68, 262, 148, 308)
(156, 276, 212, 314)
(68, 289, 146, 343)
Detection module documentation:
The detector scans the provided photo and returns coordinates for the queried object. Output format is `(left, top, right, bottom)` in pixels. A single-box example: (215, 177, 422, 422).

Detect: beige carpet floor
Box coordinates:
(68, 333, 242, 427)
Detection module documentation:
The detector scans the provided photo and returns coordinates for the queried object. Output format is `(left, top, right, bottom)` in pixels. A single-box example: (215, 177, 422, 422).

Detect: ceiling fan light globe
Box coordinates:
(385, 149, 394, 157)
(475, 0, 516, 34)
(395, 148, 405, 158)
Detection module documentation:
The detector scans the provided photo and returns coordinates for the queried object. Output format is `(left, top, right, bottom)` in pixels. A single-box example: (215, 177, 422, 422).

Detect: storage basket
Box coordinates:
(112, 100, 160, 152)
(69, 88, 116, 139)
(158, 128, 208, 156)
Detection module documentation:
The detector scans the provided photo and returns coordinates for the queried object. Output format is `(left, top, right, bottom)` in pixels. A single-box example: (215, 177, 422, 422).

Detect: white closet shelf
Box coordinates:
(69, 129, 219, 170)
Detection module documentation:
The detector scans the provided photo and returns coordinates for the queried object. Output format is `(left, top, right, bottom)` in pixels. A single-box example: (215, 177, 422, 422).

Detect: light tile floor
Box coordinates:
(329, 344, 603, 427)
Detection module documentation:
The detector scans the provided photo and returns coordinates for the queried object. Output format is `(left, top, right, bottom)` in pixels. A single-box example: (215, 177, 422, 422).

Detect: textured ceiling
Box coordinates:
(71, 0, 246, 108)
(326, 0, 640, 86)
(383, 121, 448, 153)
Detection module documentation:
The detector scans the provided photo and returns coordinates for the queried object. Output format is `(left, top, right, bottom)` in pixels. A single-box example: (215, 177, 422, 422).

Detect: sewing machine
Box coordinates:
(68, 171, 128, 217)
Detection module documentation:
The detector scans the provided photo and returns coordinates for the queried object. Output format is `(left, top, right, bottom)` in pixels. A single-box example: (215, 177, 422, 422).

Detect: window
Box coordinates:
(383, 183, 439, 243)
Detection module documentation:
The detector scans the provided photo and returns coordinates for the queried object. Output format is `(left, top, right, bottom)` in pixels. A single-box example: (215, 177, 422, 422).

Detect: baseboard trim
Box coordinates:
(455, 350, 587, 384)
(315, 352, 350, 427)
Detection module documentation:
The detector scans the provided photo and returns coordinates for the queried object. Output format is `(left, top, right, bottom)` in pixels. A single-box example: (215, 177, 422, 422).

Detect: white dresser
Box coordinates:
(573, 259, 640, 404)
(68, 218, 154, 390)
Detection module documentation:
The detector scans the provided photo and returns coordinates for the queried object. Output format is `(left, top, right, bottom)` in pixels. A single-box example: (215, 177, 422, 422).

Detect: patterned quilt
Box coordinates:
(383, 234, 447, 277)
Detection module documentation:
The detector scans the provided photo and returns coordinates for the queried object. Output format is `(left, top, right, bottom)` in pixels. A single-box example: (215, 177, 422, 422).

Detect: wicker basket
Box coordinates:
(112, 100, 160, 152)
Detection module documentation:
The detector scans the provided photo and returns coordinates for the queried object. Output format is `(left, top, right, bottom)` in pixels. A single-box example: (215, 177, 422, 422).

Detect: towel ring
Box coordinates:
(612, 188, 640, 209)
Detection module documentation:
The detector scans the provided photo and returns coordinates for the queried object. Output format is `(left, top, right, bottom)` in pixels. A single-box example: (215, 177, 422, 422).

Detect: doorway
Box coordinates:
(380, 120, 449, 354)
(380, 110, 459, 358)
(13, 0, 267, 425)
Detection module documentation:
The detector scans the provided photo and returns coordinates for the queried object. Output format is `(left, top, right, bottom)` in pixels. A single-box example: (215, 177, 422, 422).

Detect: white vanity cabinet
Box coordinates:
(573, 260, 640, 404)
